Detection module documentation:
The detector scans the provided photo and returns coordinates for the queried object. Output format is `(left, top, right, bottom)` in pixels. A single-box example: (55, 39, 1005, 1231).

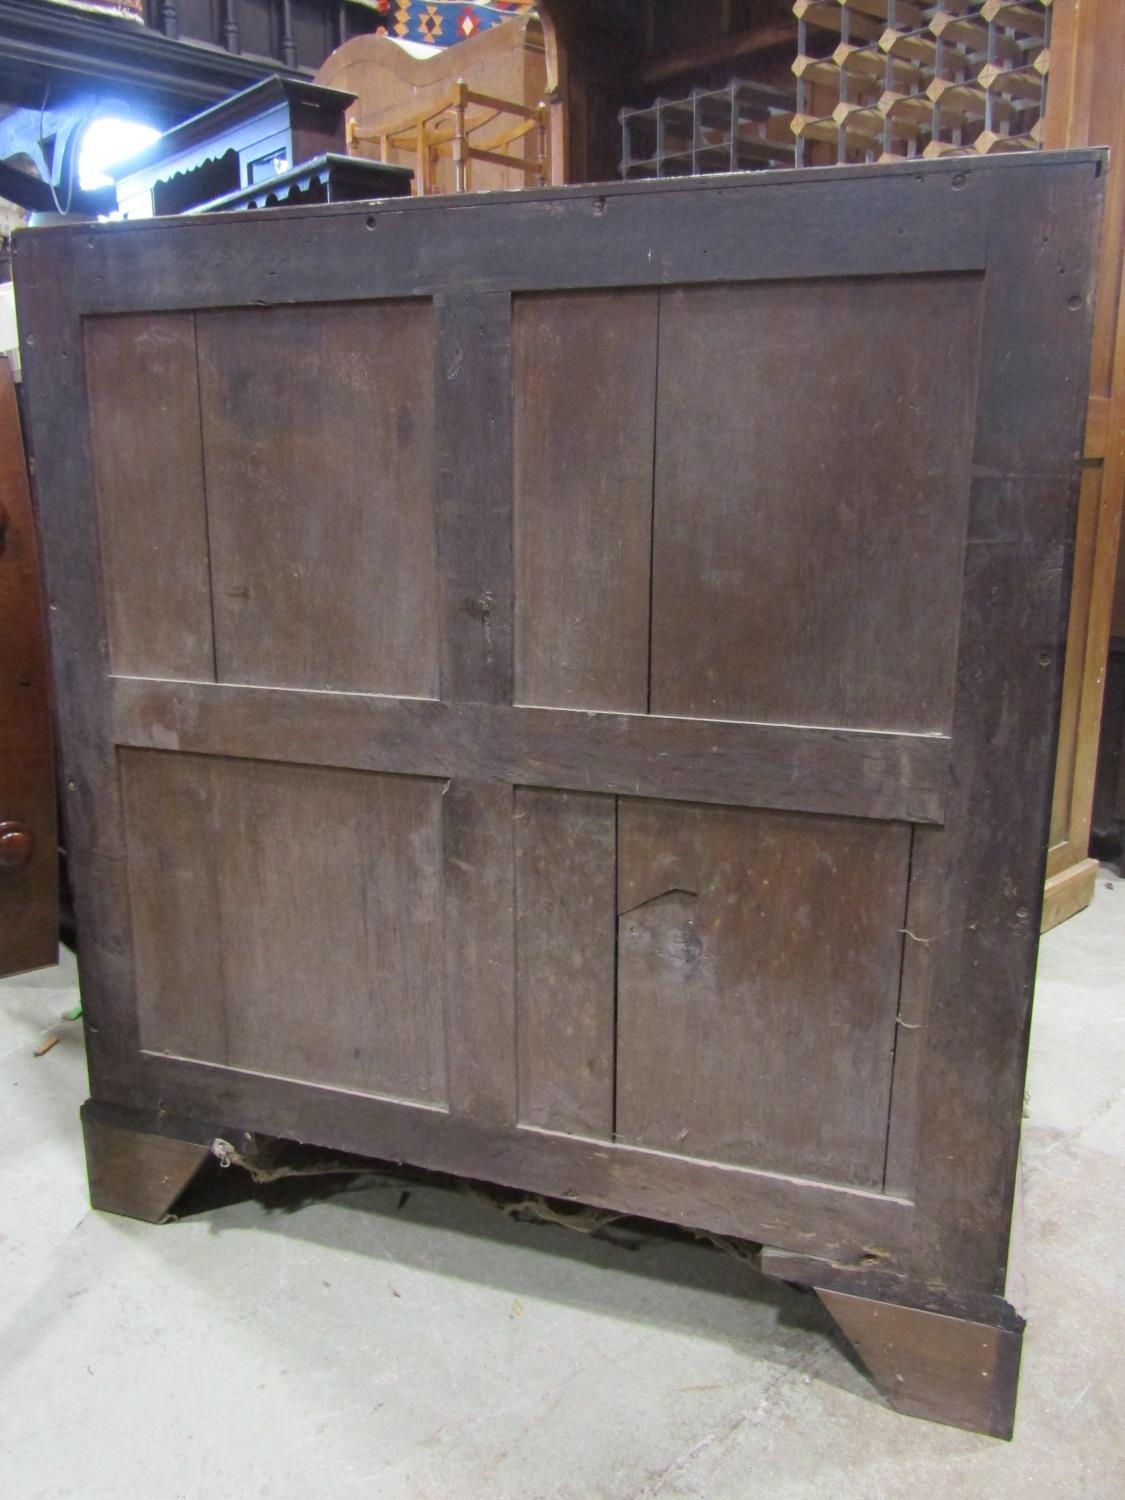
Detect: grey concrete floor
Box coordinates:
(1, 875, 1122, 1499)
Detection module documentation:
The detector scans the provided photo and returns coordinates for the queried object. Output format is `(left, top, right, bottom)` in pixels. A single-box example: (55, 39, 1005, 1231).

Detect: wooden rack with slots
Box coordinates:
(348, 82, 550, 196)
(315, 9, 550, 195)
(619, 78, 796, 179)
(792, 0, 1052, 164)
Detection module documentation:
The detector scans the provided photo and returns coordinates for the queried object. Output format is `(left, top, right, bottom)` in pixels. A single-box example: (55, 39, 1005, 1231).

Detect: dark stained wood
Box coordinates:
(817, 1288, 1023, 1440)
(13, 153, 1105, 1442)
(14, 233, 144, 1094)
(0, 358, 56, 978)
(85, 314, 214, 681)
(125, 1047, 911, 1261)
(110, 678, 951, 826)
(615, 800, 911, 1188)
(514, 289, 658, 712)
(122, 748, 449, 1105)
(881, 825, 933, 1198)
(197, 300, 438, 696)
(757, 1244, 1023, 1329)
(435, 291, 514, 704)
(900, 161, 1103, 1294)
(81, 1099, 213, 1223)
(515, 788, 615, 1136)
(441, 780, 517, 1125)
(650, 275, 982, 732)
(27, 160, 997, 317)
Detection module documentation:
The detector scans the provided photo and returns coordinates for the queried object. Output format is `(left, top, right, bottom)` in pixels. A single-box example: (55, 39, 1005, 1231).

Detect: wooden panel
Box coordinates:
(119, 747, 226, 1064)
(650, 275, 982, 733)
(197, 301, 438, 696)
(515, 788, 616, 1136)
(52, 159, 995, 319)
(136, 1045, 909, 1261)
(0, 359, 56, 978)
(121, 749, 448, 1106)
(615, 800, 911, 1189)
(442, 780, 517, 1124)
(514, 290, 658, 712)
(435, 291, 514, 704)
(85, 314, 213, 681)
(111, 678, 950, 826)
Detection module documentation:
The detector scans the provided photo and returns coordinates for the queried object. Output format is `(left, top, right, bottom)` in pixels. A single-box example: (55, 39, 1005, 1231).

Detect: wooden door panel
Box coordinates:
(513, 289, 658, 713)
(85, 314, 214, 681)
(122, 748, 448, 1105)
(650, 276, 982, 733)
(616, 800, 911, 1188)
(197, 301, 439, 697)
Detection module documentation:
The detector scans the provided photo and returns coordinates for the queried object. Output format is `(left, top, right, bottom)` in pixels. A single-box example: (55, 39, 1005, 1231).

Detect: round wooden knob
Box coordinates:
(0, 822, 33, 871)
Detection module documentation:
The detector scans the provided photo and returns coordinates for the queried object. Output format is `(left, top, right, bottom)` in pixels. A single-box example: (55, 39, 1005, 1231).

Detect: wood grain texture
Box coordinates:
(85, 314, 214, 681)
(442, 779, 517, 1124)
(515, 787, 616, 1136)
(197, 300, 438, 696)
(15, 237, 144, 1093)
(514, 289, 658, 712)
(650, 275, 982, 733)
(818, 1289, 1023, 1439)
(1041, 855, 1100, 931)
(81, 1099, 213, 1224)
(125, 1046, 911, 1263)
(435, 291, 514, 704)
(898, 160, 1102, 1290)
(111, 678, 950, 826)
(122, 748, 448, 1106)
(616, 800, 912, 1188)
(758, 1244, 1025, 1330)
(12, 156, 1104, 1379)
(0, 359, 56, 977)
(33, 157, 998, 317)
(119, 747, 226, 1065)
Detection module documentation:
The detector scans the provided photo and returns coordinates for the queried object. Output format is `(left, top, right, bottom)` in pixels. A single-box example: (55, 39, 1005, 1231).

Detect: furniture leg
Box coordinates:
(80, 1100, 216, 1224)
(816, 1288, 1023, 1439)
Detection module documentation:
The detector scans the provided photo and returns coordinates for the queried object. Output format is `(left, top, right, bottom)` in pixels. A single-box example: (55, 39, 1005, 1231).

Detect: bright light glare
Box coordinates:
(78, 117, 161, 191)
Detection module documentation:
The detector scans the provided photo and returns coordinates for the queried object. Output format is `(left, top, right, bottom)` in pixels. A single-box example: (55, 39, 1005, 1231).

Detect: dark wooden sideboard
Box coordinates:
(13, 150, 1103, 1439)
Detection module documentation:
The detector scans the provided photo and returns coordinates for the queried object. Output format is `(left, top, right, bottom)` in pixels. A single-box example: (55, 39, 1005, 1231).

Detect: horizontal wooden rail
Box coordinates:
(130, 1052, 914, 1265)
(111, 677, 950, 824)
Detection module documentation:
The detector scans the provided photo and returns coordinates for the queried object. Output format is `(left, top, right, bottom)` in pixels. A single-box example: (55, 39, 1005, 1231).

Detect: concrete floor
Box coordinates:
(1, 876, 1122, 1499)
